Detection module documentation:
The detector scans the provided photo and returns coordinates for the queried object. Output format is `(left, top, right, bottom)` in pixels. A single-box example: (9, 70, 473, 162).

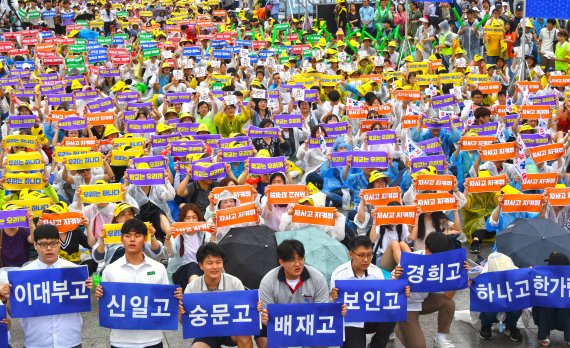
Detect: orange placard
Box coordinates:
(478, 82, 502, 94)
(501, 194, 543, 213)
(480, 142, 516, 162)
(460, 136, 495, 151)
(266, 185, 309, 204)
(415, 174, 455, 192)
(529, 143, 565, 163)
(360, 187, 402, 206)
(36, 43, 56, 52)
(216, 203, 258, 228)
(464, 175, 508, 193)
(520, 173, 558, 191)
(40, 212, 84, 233)
(373, 205, 417, 225)
(517, 81, 541, 93)
(429, 59, 442, 70)
(394, 90, 421, 101)
(520, 105, 552, 119)
(62, 137, 98, 149)
(170, 222, 213, 239)
(347, 108, 367, 119)
(495, 105, 506, 117)
(545, 187, 570, 206)
(368, 104, 392, 115)
(416, 193, 457, 212)
(549, 75, 570, 87)
(211, 185, 256, 204)
(401, 115, 419, 129)
(359, 119, 390, 133)
(86, 112, 115, 126)
(49, 110, 77, 122)
(291, 205, 336, 227)
(360, 74, 383, 84)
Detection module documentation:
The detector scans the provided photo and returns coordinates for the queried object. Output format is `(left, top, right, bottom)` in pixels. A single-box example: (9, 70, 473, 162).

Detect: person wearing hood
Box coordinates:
(261, 172, 292, 231)
(321, 137, 352, 208)
(434, 20, 454, 69)
(209, 190, 261, 241)
(476, 252, 523, 342)
(532, 251, 570, 347)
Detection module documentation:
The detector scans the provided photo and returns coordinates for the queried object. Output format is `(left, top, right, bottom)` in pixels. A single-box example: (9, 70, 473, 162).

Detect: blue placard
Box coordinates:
(400, 248, 468, 292)
(530, 266, 570, 308)
(183, 47, 201, 57)
(140, 42, 157, 50)
(112, 37, 125, 45)
(182, 290, 260, 339)
(15, 60, 35, 70)
(470, 268, 533, 312)
(211, 40, 227, 48)
(42, 10, 57, 17)
(88, 54, 108, 64)
(267, 303, 344, 348)
(87, 44, 104, 52)
(228, 45, 241, 54)
(236, 40, 252, 47)
(0, 306, 7, 348)
(335, 279, 408, 323)
(99, 282, 179, 330)
(8, 266, 90, 318)
(61, 11, 75, 19)
(40, 31, 53, 39)
(212, 50, 232, 59)
(259, 50, 275, 59)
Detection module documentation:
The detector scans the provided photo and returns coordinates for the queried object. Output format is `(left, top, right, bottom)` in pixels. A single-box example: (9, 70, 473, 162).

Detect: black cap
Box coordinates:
(515, 3, 523, 11)
(544, 251, 570, 265)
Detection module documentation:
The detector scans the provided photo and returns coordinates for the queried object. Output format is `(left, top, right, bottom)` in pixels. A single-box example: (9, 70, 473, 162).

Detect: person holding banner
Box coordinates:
(178, 243, 253, 348)
(13, 223, 93, 348)
(260, 172, 293, 232)
(330, 236, 409, 348)
(0, 204, 35, 267)
(214, 99, 252, 138)
(210, 190, 260, 241)
(96, 218, 175, 348)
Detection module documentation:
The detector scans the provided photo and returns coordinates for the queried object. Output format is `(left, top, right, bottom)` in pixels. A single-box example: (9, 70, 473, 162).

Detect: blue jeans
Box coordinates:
(479, 310, 522, 329)
(486, 56, 498, 64)
(323, 189, 343, 207)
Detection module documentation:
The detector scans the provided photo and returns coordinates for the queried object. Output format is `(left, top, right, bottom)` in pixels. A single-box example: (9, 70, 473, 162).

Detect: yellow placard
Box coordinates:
(139, 10, 153, 17)
(408, 62, 429, 73)
(53, 146, 91, 162)
(103, 222, 151, 244)
(80, 183, 122, 204)
(5, 152, 44, 172)
(66, 152, 103, 170)
(439, 72, 464, 86)
(110, 149, 145, 166)
(113, 137, 146, 150)
(11, 198, 52, 217)
(417, 74, 439, 86)
(467, 74, 490, 85)
(2, 135, 37, 149)
(90, 20, 104, 28)
(4, 172, 44, 191)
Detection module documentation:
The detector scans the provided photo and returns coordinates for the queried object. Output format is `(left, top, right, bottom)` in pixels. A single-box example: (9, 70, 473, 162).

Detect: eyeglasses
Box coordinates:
(36, 241, 59, 249)
(286, 257, 305, 265)
(353, 252, 374, 260)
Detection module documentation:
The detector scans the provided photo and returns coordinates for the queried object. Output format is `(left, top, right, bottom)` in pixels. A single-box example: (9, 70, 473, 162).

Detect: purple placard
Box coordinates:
(350, 151, 388, 168)
(330, 152, 351, 167)
(267, 90, 280, 99)
(367, 130, 396, 145)
(13, 89, 35, 98)
(132, 156, 167, 169)
(471, 121, 498, 136)
(7, 115, 36, 129)
(22, 82, 39, 89)
(221, 145, 255, 162)
(126, 102, 152, 111)
(73, 90, 99, 100)
(282, 84, 304, 91)
(431, 94, 456, 109)
(520, 133, 550, 148)
(274, 114, 303, 128)
(249, 156, 286, 174)
(191, 162, 226, 181)
(58, 116, 88, 131)
(38, 73, 59, 81)
(99, 68, 121, 77)
(248, 126, 279, 138)
(9, 69, 31, 78)
(125, 119, 157, 134)
(192, 134, 222, 148)
(0, 77, 20, 86)
(123, 110, 137, 121)
(40, 82, 64, 95)
(219, 136, 250, 148)
(505, 114, 519, 128)
(411, 155, 445, 173)
(530, 94, 557, 106)
(303, 89, 319, 102)
(417, 138, 442, 154)
(47, 93, 74, 106)
(423, 117, 450, 129)
(0, 209, 29, 229)
(150, 133, 181, 148)
(308, 137, 335, 149)
(87, 97, 113, 112)
(165, 93, 193, 104)
(175, 123, 200, 133)
(170, 140, 205, 157)
(321, 122, 348, 137)
(126, 168, 165, 186)
(117, 92, 140, 102)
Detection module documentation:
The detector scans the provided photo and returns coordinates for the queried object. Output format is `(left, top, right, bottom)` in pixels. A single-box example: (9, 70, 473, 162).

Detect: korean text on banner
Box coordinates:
(335, 280, 408, 322)
(211, 185, 256, 203)
(5, 152, 44, 171)
(464, 175, 508, 193)
(266, 185, 309, 204)
(373, 205, 417, 225)
(3, 172, 44, 191)
(40, 212, 84, 233)
(216, 203, 259, 228)
(415, 175, 455, 191)
(530, 266, 570, 308)
(400, 248, 468, 292)
(99, 282, 179, 330)
(182, 290, 260, 339)
(520, 173, 558, 191)
(267, 303, 343, 348)
(170, 222, 213, 239)
(501, 194, 543, 213)
(65, 152, 102, 170)
(415, 193, 457, 212)
(291, 205, 336, 226)
(8, 266, 90, 318)
(480, 142, 516, 162)
(470, 268, 532, 312)
(360, 187, 402, 206)
(80, 183, 122, 204)
(0, 209, 29, 229)
(545, 187, 570, 206)
(529, 143, 565, 163)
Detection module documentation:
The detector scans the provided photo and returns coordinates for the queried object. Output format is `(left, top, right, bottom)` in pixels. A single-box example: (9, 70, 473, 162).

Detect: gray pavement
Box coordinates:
(8, 244, 570, 347)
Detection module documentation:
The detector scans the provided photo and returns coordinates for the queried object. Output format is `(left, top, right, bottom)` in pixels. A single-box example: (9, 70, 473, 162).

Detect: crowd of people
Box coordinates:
(0, 0, 569, 346)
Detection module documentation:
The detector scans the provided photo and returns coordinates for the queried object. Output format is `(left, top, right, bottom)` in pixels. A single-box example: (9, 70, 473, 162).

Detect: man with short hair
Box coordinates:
(13, 224, 92, 348)
(538, 19, 558, 70)
(359, 0, 376, 38)
(180, 243, 253, 348)
(96, 218, 175, 348)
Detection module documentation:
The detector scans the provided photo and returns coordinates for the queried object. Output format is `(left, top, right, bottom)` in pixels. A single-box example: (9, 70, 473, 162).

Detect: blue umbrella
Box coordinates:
(276, 227, 350, 284)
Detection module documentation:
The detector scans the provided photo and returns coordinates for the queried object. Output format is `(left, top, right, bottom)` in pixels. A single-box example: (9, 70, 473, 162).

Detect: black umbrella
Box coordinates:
(496, 218, 570, 268)
(218, 225, 278, 289)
